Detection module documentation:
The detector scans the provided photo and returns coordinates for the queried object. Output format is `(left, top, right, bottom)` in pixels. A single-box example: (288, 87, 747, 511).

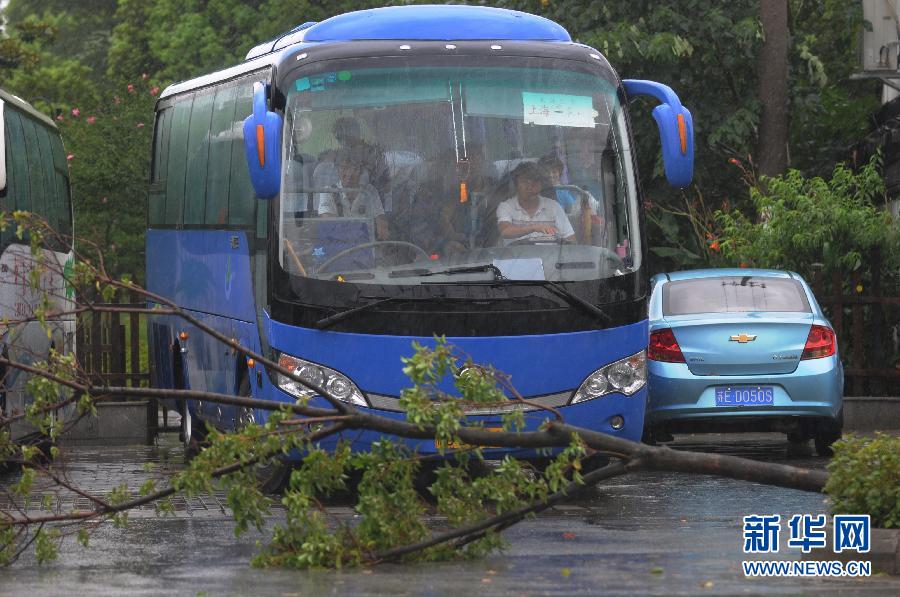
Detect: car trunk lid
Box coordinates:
(665, 313, 813, 376)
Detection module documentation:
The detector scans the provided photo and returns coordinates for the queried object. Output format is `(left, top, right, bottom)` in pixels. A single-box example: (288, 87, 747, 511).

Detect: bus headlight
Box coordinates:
(570, 350, 646, 404)
(276, 353, 368, 406)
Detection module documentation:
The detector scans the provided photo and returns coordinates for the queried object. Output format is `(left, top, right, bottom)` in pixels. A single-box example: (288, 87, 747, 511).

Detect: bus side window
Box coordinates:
(4, 110, 28, 214)
(206, 85, 238, 226)
(228, 78, 257, 228)
(184, 91, 215, 226)
(165, 96, 194, 228)
(48, 131, 72, 241)
(20, 115, 48, 224)
(149, 107, 173, 226)
(33, 124, 58, 236)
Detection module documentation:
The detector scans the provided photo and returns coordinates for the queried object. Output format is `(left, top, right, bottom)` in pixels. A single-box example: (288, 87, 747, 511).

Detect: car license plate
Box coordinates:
(715, 386, 774, 406)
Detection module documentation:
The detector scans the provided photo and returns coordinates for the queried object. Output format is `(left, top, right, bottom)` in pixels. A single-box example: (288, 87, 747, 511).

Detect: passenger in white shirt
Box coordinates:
(496, 162, 575, 246)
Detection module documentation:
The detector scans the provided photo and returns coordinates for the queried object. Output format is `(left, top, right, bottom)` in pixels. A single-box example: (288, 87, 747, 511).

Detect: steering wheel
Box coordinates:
(317, 240, 431, 274)
(552, 184, 591, 198)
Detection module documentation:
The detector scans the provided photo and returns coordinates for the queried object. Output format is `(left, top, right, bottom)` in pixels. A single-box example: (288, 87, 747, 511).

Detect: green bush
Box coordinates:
(715, 155, 900, 280)
(825, 433, 900, 528)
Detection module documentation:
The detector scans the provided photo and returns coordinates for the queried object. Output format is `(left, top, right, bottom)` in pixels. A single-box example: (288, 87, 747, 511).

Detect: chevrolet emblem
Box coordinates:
(729, 333, 757, 343)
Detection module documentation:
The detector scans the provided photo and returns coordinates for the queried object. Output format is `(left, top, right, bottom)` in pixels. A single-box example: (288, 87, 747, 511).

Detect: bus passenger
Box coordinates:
(539, 154, 606, 246)
(312, 116, 391, 202)
(317, 149, 389, 240)
(538, 154, 602, 216)
(496, 162, 575, 246)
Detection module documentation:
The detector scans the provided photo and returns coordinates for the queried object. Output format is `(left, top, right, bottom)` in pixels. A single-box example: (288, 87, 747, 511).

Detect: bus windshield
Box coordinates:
(279, 58, 640, 286)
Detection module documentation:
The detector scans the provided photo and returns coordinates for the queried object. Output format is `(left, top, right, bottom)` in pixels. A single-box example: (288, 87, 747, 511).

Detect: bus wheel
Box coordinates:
(239, 370, 290, 493)
(175, 353, 207, 459)
(181, 400, 210, 460)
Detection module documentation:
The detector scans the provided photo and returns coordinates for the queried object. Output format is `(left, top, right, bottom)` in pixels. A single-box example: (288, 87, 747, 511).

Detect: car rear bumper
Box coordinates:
(647, 356, 843, 426)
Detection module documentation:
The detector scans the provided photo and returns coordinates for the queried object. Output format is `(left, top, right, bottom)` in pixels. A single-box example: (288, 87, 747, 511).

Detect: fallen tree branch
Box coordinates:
(373, 459, 630, 563)
(3, 423, 345, 527)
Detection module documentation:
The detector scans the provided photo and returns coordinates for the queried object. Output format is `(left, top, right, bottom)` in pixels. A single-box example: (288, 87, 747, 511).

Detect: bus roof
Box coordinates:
(246, 6, 570, 60)
(162, 5, 574, 100)
(304, 6, 570, 43)
(0, 88, 58, 129)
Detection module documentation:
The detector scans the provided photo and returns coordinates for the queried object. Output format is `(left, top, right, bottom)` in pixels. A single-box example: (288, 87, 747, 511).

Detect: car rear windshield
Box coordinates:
(662, 276, 811, 315)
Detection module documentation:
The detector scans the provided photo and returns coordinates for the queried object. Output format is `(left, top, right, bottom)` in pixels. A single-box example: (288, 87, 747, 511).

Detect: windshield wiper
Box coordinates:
(315, 297, 397, 330)
(418, 264, 506, 280)
(315, 295, 467, 330)
(492, 279, 610, 323)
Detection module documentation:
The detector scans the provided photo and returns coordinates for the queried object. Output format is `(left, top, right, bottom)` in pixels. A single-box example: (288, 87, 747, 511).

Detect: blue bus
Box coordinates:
(147, 6, 693, 455)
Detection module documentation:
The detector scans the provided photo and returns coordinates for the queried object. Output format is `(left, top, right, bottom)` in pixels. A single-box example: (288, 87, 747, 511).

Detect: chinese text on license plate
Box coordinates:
(715, 386, 774, 406)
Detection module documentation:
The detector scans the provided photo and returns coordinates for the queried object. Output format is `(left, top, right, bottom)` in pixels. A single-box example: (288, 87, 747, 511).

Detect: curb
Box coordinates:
(844, 396, 900, 431)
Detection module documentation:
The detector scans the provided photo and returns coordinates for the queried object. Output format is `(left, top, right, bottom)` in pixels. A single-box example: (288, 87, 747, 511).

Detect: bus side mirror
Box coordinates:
(0, 99, 6, 192)
(243, 83, 283, 199)
(622, 80, 694, 188)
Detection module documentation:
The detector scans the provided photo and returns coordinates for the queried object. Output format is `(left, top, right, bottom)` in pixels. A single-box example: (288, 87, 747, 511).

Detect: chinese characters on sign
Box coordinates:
(743, 514, 870, 554)
(522, 92, 597, 128)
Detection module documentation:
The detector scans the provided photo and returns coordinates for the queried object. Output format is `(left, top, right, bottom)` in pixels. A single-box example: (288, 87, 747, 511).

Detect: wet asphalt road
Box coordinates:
(2, 433, 899, 596)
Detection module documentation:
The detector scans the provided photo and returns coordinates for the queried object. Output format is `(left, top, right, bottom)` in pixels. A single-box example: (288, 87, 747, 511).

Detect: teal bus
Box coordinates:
(0, 89, 75, 441)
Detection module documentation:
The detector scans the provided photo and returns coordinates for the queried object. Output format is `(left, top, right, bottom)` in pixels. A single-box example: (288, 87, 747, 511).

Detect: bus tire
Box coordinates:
(242, 368, 290, 493)
(174, 352, 206, 459)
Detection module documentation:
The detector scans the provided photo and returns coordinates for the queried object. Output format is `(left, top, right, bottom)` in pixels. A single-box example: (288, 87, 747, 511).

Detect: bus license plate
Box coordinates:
(715, 386, 774, 406)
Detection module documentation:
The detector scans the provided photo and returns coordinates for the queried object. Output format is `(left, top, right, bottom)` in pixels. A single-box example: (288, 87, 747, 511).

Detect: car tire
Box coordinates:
(814, 410, 843, 457)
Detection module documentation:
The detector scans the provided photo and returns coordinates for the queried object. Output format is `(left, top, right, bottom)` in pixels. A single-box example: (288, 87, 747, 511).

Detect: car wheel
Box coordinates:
(814, 411, 843, 457)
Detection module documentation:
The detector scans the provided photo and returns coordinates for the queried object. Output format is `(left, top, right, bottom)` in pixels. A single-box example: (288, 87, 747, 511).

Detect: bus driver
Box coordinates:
(317, 148, 389, 240)
(496, 162, 575, 246)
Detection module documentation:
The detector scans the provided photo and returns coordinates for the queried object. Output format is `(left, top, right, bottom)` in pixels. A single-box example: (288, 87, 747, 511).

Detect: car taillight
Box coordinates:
(648, 328, 685, 363)
(801, 325, 836, 360)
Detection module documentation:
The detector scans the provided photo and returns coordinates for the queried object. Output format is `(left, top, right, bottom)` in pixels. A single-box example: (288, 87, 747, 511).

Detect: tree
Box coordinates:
(757, 0, 789, 176)
(0, 215, 830, 567)
(57, 79, 156, 282)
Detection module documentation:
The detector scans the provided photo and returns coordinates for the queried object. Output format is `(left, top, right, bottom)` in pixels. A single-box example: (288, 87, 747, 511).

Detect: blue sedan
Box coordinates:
(645, 269, 843, 455)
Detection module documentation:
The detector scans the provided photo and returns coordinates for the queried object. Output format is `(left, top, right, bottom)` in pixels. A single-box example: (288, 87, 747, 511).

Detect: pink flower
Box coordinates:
(56, 115, 64, 122)
(150, 86, 160, 97)
(127, 84, 135, 93)
(71, 108, 80, 117)
(66, 154, 74, 162)
(87, 116, 96, 125)
(136, 122, 145, 128)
